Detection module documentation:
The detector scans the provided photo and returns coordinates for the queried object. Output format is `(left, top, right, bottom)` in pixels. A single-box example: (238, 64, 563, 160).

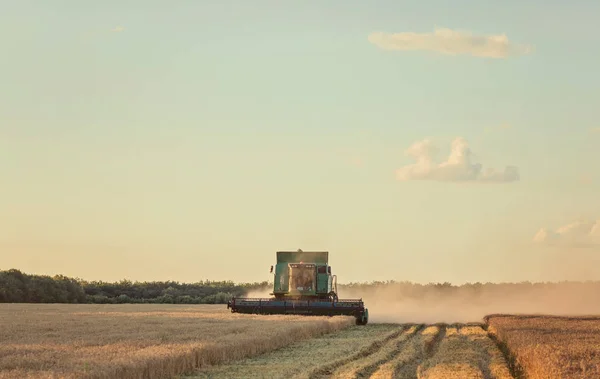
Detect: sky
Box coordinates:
(1, 0, 599, 284)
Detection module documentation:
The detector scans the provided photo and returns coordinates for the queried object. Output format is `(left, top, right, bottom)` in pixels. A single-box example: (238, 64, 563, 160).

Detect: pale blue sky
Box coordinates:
(1, 1, 599, 284)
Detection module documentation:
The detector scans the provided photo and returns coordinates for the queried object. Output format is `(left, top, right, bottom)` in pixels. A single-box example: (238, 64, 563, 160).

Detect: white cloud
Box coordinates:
(590, 127, 600, 134)
(395, 137, 519, 183)
(368, 27, 532, 58)
(533, 219, 600, 248)
(110, 26, 125, 33)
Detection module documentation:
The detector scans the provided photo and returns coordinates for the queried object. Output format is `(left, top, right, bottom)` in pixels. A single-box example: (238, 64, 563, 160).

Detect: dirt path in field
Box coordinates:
(188, 323, 514, 379)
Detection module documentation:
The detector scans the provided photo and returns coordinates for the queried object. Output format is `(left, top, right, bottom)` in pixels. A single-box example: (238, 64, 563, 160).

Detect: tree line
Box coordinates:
(2, 268, 600, 304)
(0, 269, 268, 304)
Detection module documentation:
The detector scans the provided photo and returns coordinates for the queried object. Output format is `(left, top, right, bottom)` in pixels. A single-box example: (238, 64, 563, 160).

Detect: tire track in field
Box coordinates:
(483, 323, 524, 379)
(415, 324, 514, 379)
(307, 326, 407, 379)
(188, 322, 513, 379)
(461, 326, 499, 379)
(354, 324, 424, 378)
(464, 325, 514, 379)
(416, 325, 485, 379)
(328, 324, 423, 378)
(391, 323, 447, 379)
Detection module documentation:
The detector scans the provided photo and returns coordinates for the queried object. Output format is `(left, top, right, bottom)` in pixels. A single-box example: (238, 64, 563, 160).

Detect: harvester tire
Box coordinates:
(355, 309, 369, 325)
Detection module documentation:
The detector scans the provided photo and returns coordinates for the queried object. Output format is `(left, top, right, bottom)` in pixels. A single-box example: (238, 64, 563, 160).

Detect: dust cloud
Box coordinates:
(244, 287, 273, 298)
(340, 282, 600, 324)
(239, 281, 600, 324)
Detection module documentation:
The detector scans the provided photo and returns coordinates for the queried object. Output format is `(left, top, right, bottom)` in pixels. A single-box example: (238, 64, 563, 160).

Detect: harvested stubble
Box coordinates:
(188, 324, 399, 379)
(355, 324, 443, 379)
(309, 326, 406, 379)
(390, 324, 444, 379)
(0, 304, 354, 379)
(416, 324, 512, 379)
(486, 314, 600, 379)
(328, 325, 417, 378)
(368, 324, 422, 379)
(190, 322, 515, 379)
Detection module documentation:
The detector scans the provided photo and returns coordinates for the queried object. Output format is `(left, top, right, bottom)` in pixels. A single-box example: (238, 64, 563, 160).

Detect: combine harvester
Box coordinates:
(227, 250, 369, 325)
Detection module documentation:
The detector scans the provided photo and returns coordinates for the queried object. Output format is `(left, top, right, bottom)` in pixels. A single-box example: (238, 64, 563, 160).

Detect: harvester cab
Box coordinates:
(227, 250, 369, 325)
(271, 250, 338, 301)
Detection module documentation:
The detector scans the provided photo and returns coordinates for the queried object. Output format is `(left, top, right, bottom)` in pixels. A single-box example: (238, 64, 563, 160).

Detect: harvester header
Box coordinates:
(227, 249, 369, 325)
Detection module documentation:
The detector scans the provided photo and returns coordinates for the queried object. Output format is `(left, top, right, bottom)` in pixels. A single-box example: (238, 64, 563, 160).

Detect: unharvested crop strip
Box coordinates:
(483, 314, 600, 378)
(307, 326, 407, 379)
(0, 305, 355, 379)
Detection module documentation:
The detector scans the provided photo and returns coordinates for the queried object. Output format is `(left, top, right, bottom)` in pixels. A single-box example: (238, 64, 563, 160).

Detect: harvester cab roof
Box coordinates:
(227, 250, 369, 325)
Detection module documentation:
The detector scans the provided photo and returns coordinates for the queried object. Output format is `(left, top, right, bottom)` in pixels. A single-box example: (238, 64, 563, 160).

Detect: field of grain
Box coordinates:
(0, 304, 354, 379)
(190, 323, 513, 379)
(486, 314, 600, 379)
(416, 325, 512, 379)
(5, 304, 600, 379)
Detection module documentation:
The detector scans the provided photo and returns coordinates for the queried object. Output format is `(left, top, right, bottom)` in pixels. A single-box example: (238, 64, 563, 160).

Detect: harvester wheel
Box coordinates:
(355, 309, 369, 325)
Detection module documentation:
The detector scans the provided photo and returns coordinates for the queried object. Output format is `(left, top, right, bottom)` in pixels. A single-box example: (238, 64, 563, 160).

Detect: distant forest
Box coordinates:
(2, 268, 600, 304)
(0, 269, 268, 304)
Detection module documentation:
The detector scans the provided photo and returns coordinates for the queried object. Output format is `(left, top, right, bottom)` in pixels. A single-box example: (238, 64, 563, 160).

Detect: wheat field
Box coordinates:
(5, 304, 600, 379)
(486, 314, 600, 379)
(415, 325, 512, 379)
(190, 323, 514, 379)
(0, 304, 354, 379)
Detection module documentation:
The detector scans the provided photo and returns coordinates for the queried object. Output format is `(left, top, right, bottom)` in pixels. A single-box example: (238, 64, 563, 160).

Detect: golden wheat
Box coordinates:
(460, 325, 512, 379)
(350, 324, 442, 379)
(0, 304, 354, 379)
(328, 325, 415, 378)
(186, 322, 517, 379)
(415, 324, 513, 379)
(189, 324, 398, 379)
(368, 325, 420, 379)
(486, 314, 600, 379)
(416, 326, 484, 379)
